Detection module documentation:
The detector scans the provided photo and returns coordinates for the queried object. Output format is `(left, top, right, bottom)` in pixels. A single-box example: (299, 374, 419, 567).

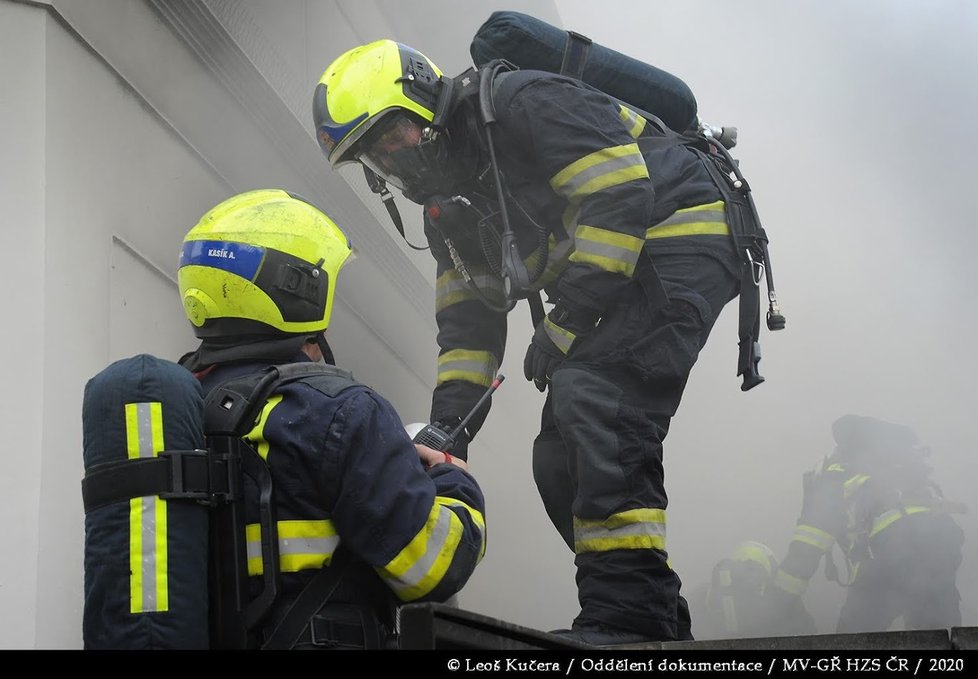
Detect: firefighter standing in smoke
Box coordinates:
(766, 415, 965, 634)
(312, 39, 743, 644)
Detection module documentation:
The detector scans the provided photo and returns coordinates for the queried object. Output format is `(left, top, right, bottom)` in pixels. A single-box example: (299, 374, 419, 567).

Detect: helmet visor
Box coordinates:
(356, 111, 455, 201)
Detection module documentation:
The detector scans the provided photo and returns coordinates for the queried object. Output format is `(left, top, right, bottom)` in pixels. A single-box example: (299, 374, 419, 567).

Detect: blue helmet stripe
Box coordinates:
(318, 112, 368, 151)
(179, 240, 266, 281)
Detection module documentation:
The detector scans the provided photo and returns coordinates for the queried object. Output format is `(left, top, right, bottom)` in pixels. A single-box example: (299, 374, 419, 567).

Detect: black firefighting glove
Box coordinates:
(523, 301, 598, 392)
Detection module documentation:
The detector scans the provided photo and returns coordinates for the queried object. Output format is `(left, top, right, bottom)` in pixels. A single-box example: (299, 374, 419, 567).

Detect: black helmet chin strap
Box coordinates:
(360, 74, 463, 253)
(314, 333, 336, 366)
(362, 166, 428, 251)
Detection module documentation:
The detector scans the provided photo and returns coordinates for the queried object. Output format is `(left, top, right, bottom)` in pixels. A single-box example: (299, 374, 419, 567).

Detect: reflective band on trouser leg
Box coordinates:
(573, 508, 667, 553)
(125, 402, 168, 614)
(246, 520, 338, 575)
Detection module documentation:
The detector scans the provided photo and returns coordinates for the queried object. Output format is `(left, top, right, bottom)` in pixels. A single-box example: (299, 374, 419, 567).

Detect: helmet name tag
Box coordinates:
(180, 240, 266, 282)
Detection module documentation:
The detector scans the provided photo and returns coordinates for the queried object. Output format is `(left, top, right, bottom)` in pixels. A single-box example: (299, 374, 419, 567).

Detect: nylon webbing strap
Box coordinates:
(82, 450, 217, 512)
(560, 30, 593, 79)
(261, 548, 353, 650)
(690, 143, 766, 390)
(528, 292, 546, 329)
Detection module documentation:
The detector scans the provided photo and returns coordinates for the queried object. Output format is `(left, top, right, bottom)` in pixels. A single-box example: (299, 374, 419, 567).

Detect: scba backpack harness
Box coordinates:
(81, 356, 375, 649)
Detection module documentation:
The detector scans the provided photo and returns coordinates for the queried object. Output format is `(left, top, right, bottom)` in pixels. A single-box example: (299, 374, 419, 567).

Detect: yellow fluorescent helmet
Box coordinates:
(730, 541, 778, 578)
(312, 39, 443, 167)
(177, 189, 352, 340)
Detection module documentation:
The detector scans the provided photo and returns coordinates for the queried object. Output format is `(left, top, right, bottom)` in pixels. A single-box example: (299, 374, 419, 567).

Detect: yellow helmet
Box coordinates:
(313, 39, 443, 168)
(178, 189, 352, 340)
(729, 541, 778, 578)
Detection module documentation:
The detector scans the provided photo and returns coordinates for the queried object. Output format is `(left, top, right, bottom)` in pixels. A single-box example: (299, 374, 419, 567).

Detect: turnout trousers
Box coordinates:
(532, 241, 740, 641)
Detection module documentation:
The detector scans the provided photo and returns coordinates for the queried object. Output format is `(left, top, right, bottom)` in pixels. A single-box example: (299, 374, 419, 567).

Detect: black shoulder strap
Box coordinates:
(260, 548, 354, 650)
(204, 362, 355, 435)
(560, 30, 593, 79)
(207, 361, 359, 649)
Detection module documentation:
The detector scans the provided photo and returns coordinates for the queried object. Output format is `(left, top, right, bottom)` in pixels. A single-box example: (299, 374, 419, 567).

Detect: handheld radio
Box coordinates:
(412, 375, 505, 452)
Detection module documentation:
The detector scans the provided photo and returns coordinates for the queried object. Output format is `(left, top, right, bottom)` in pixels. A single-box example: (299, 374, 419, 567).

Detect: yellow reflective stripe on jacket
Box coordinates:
(437, 496, 487, 560)
(791, 524, 835, 552)
(379, 496, 477, 601)
(125, 401, 168, 614)
(437, 349, 498, 387)
(243, 394, 283, 462)
(646, 200, 730, 239)
(869, 506, 932, 538)
(619, 104, 647, 139)
(844, 474, 870, 499)
(543, 316, 577, 354)
(573, 508, 667, 553)
(569, 224, 645, 277)
(772, 568, 809, 596)
(245, 520, 338, 576)
(550, 143, 649, 203)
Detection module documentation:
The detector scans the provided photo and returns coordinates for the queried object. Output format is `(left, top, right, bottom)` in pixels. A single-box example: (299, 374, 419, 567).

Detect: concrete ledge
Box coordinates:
(399, 602, 592, 650)
(399, 604, 964, 651)
(951, 626, 978, 650)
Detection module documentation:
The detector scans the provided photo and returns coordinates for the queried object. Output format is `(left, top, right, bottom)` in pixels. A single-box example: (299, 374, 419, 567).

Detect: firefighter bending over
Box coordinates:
(312, 39, 749, 644)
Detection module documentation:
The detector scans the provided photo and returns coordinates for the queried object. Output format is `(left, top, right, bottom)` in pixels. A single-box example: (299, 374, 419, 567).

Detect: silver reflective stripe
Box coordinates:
(619, 105, 647, 138)
(247, 535, 338, 565)
(134, 403, 156, 459)
(554, 150, 647, 201)
(140, 496, 158, 611)
(135, 407, 158, 612)
(655, 208, 726, 227)
(571, 235, 642, 275)
(575, 520, 666, 544)
(388, 507, 454, 595)
(437, 350, 498, 387)
(126, 401, 166, 614)
(543, 318, 576, 354)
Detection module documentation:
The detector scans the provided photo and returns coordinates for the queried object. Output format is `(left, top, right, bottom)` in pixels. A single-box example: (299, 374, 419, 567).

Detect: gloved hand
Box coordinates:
(523, 301, 598, 392)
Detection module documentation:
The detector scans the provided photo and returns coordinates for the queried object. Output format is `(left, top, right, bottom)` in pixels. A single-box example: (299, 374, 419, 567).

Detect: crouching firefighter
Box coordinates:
(82, 189, 487, 649)
(312, 30, 783, 644)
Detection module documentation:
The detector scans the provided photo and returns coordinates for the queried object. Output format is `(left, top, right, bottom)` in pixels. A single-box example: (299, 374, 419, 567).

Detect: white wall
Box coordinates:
(0, 0, 574, 649)
(0, 0, 47, 650)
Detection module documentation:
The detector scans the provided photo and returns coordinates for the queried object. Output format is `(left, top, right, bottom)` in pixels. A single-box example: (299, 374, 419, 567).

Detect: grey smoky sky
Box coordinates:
(548, 0, 978, 635)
